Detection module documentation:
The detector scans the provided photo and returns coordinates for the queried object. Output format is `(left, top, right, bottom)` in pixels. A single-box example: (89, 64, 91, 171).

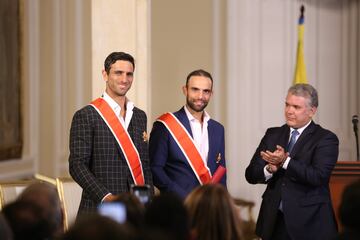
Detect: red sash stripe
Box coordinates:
(157, 112, 212, 184)
(90, 98, 145, 185)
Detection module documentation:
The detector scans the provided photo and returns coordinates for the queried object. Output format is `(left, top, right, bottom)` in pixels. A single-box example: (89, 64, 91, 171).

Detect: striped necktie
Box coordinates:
(287, 129, 299, 153)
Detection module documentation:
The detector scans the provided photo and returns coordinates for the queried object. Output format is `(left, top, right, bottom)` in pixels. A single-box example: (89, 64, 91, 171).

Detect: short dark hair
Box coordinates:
(19, 182, 63, 236)
(111, 193, 145, 229)
(339, 180, 360, 230)
(2, 200, 52, 240)
(288, 83, 318, 108)
(186, 69, 213, 87)
(184, 184, 243, 240)
(63, 214, 136, 240)
(0, 213, 12, 240)
(145, 193, 189, 240)
(104, 52, 135, 74)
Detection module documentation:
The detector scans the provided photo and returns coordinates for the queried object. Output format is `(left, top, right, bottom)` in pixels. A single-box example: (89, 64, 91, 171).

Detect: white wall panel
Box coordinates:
(0, 0, 40, 180)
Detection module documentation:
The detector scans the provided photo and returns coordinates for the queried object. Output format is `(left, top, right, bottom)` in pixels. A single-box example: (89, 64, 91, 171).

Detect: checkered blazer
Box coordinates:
(69, 105, 153, 214)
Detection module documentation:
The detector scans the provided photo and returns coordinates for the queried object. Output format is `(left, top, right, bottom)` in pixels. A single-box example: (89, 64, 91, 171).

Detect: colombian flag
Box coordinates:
(293, 6, 308, 84)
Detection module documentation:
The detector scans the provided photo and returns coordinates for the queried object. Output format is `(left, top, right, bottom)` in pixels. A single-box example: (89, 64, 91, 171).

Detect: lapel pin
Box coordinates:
(142, 131, 148, 142)
(216, 153, 221, 164)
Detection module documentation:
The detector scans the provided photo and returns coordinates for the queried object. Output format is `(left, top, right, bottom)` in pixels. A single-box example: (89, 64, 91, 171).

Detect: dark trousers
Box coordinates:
(271, 211, 292, 240)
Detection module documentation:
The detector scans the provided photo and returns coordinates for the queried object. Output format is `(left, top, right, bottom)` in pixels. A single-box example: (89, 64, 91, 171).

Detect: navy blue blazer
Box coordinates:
(245, 121, 338, 240)
(149, 107, 226, 198)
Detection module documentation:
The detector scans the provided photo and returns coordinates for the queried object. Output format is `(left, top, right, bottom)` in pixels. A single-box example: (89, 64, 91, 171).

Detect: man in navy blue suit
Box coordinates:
(149, 69, 226, 199)
(246, 84, 338, 240)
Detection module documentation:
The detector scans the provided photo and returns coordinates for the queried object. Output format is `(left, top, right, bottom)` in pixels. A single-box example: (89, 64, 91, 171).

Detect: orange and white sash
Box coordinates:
(90, 98, 145, 185)
(157, 112, 212, 184)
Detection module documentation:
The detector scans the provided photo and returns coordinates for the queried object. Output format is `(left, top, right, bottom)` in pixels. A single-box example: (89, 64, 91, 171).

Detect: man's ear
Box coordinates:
(309, 106, 317, 118)
(102, 69, 108, 82)
(182, 85, 187, 96)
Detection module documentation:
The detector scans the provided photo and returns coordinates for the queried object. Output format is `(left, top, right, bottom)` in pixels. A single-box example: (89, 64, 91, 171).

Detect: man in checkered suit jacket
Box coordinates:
(69, 52, 153, 215)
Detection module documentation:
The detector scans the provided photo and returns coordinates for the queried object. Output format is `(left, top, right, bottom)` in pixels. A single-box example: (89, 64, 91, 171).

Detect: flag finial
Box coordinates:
(300, 5, 305, 18)
(293, 4, 308, 85)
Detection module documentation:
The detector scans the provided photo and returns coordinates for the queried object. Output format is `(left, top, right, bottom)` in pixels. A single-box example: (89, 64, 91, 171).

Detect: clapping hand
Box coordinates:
(260, 145, 288, 173)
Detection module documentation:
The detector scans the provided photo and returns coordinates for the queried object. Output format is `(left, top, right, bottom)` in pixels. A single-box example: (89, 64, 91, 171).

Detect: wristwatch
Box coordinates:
(266, 164, 274, 174)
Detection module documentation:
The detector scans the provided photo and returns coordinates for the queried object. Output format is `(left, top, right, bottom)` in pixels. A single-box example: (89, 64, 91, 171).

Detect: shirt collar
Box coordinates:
(290, 120, 312, 136)
(102, 92, 134, 113)
(184, 105, 210, 123)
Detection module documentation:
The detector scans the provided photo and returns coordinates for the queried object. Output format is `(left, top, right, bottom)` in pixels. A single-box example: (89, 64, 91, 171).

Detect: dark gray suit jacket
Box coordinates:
(245, 121, 338, 240)
(69, 104, 153, 215)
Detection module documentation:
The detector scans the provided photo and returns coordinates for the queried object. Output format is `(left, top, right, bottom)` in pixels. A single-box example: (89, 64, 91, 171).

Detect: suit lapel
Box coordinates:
(176, 107, 193, 138)
(127, 110, 139, 149)
(207, 120, 216, 173)
(290, 121, 316, 157)
(127, 119, 134, 142)
(281, 125, 291, 151)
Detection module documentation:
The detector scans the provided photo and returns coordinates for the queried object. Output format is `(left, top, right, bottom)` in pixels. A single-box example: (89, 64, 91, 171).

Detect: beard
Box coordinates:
(186, 97, 208, 112)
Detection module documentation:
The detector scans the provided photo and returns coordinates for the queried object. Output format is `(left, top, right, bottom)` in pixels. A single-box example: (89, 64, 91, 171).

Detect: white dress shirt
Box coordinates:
(184, 106, 210, 165)
(102, 92, 134, 129)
